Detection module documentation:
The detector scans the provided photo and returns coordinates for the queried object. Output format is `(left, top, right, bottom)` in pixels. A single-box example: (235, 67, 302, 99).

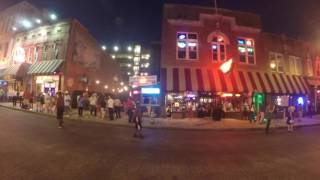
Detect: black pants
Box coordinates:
(265, 118, 272, 134)
(90, 105, 97, 116)
(115, 107, 121, 118)
(78, 107, 83, 116)
(108, 108, 114, 120)
(57, 107, 64, 126)
(127, 109, 133, 123)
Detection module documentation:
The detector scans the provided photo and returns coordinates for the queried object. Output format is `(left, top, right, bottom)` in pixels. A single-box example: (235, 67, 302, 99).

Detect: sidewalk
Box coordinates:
(1, 102, 320, 130)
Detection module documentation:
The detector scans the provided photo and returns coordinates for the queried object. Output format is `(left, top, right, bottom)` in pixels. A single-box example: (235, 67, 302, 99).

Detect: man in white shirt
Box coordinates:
(107, 96, 114, 120)
(89, 93, 97, 116)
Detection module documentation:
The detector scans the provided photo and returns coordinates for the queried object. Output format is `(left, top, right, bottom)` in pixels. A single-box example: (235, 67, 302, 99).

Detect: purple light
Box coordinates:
(212, 45, 217, 50)
(178, 34, 186, 40)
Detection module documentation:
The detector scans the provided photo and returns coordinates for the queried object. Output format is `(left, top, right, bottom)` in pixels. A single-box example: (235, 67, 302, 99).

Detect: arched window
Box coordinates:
(210, 35, 227, 61)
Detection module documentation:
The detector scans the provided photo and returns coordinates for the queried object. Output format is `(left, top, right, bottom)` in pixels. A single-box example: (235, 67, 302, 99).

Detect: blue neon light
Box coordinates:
(297, 97, 304, 105)
(141, 88, 160, 94)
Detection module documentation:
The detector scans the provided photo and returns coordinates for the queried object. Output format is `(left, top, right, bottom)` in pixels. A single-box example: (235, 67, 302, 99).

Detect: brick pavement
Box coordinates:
(1, 102, 320, 130)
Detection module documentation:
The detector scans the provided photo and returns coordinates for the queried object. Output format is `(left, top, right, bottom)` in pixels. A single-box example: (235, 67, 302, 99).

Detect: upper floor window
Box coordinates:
(316, 58, 320, 77)
(238, 38, 255, 64)
(289, 56, 302, 75)
(176, 32, 198, 60)
(269, 52, 284, 73)
(211, 36, 226, 61)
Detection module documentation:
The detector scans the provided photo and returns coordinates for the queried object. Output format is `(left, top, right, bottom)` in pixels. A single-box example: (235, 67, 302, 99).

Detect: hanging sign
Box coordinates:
(220, 58, 233, 74)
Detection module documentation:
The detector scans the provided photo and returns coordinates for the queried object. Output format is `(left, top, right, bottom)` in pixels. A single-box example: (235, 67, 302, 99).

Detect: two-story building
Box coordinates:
(160, 4, 315, 119)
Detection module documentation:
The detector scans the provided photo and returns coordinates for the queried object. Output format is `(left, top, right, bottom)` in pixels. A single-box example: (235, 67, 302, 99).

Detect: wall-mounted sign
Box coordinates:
(141, 87, 160, 95)
(220, 58, 233, 74)
(129, 75, 157, 87)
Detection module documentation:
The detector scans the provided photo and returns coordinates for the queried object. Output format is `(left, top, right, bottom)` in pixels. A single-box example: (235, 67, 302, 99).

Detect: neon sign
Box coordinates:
(141, 88, 160, 95)
(220, 58, 233, 74)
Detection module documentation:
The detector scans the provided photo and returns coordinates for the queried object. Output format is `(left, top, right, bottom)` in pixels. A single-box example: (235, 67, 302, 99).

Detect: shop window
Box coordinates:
(269, 52, 284, 73)
(306, 56, 313, 76)
(289, 56, 302, 75)
(176, 32, 198, 60)
(238, 38, 255, 64)
(211, 36, 227, 61)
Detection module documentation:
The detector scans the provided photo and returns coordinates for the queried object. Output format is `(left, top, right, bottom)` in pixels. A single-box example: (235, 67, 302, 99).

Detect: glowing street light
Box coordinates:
(113, 46, 119, 52)
(101, 45, 107, 51)
(35, 18, 42, 24)
(96, 80, 100, 84)
(127, 46, 133, 52)
(50, 13, 57, 20)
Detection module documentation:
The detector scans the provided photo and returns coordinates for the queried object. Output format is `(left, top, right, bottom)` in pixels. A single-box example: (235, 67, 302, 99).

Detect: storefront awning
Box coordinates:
(28, 60, 64, 75)
(161, 67, 310, 95)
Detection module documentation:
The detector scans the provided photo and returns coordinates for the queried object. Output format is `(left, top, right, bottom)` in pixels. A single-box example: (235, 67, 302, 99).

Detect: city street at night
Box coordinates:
(1, 107, 320, 180)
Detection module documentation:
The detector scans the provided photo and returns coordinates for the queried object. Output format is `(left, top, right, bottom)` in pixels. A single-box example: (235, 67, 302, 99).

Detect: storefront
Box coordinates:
(161, 67, 310, 119)
(27, 60, 64, 96)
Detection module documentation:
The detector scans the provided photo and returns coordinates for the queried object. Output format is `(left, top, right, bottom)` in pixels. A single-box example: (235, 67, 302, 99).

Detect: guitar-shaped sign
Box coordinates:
(219, 58, 233, 74)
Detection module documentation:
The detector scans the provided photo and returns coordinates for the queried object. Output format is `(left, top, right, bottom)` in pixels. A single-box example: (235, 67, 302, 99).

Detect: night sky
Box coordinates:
(1, 0, 320, 45)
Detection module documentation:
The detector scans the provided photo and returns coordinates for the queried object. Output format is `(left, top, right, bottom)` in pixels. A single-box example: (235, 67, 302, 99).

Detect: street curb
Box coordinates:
(1, 104, 320, 131)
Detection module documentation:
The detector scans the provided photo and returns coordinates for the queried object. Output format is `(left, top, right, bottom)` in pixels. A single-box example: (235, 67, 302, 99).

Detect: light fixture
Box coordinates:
(188, 42, 197, 47)
(104, 85, 109, 89)
(270, 62, 276, 69)
(22, 20, 32, 28)
(35, 18, 42, 24)
(50, 13, 57, 20)
(178, 34, 186, 40)
(127, 72, 131, 75)
(113, 46, 119, 52)
(12, 27, 17, 31)
(111, 55, 116, 59)
(120, 82, 124, 86)
(101, 45, 107, 51)
(96, 80, 100, 84)
(127, 46, 133, 51)
(127, 64, 132, 67)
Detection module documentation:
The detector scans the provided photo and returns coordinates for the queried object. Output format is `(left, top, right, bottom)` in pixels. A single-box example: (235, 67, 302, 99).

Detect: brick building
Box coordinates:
(0, 19, 122, 100)
(160, 4, 319, 119)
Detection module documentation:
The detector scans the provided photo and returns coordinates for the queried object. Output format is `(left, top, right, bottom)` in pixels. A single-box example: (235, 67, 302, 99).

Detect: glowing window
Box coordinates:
(211, 35, 227, 62)
(176, 32, 198, 60)
(238, 38, 255, 64)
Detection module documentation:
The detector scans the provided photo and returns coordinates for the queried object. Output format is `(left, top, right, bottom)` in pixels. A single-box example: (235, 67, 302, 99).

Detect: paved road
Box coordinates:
(1, 107, 320, 180)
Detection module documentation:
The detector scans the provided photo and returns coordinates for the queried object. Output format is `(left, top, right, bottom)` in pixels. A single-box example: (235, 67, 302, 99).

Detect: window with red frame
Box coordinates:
(176, 32, 198, 60)
(238, 38, 255, 64)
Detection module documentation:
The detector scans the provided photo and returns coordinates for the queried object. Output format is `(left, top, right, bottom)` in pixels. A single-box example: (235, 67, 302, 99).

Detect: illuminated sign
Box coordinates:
(12, 46, 25, 63)
(129, 75, 157, 87)
(220, 58, 233, 74)
(141, 87, 160, 95)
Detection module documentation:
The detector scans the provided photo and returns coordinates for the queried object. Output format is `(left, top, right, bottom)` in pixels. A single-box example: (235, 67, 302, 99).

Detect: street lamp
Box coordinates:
(101, 45, 107, 51)
(127, 46, 133, 52)
(113, 46, 119, 52)
(50, 13, 57, 20)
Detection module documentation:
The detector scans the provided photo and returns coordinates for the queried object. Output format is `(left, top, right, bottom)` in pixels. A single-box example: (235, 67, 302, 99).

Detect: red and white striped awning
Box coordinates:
(160, 67, 310, 95)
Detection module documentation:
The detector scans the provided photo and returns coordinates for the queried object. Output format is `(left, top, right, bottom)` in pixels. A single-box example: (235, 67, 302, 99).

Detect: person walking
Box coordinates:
(64, 91, 72, 117)
(125, 98, 135, 123)
(133, 101, 143, 139)
(265, 103, 275, 134)
(107, 96, 114, 120)
(89, 93, 97, 116)
(97, 95, 107, 119)
(35, 93, 42, 112)
(114, 98, 122, 119)
(56, 92, 65, 128)
(287, 106, 295, 132)
(12, 92, 17, 107)
(78, 95, 85, 117)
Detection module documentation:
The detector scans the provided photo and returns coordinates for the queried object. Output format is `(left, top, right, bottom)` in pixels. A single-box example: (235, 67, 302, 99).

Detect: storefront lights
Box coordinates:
(101, 45, 107, 51)
(12, 27, 17, 31)
(127, 46, 133, 51)
(96, 80, 100, 84)
(104, 85, 109, 89)
(298, 97, 304, 105)
(270, 62, 276, 69)
(220, 59, 233, 74)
